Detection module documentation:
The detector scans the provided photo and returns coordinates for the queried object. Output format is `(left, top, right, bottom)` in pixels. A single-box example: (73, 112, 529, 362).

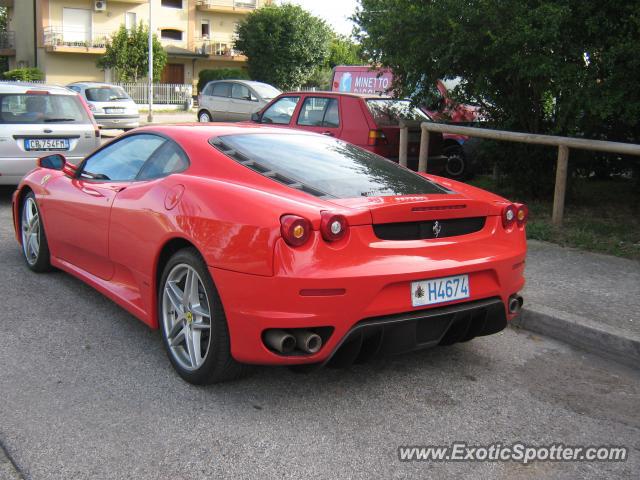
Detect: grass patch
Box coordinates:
(468, 175, 640, 260)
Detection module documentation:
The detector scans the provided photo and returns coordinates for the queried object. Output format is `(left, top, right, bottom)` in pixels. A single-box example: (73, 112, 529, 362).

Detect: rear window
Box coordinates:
(366, 99, 430, 127)
(210, 133, 447, 199)
(85, 86, 130, 102)
(0, 93, 90, 124)
(251, 83, 281, 100)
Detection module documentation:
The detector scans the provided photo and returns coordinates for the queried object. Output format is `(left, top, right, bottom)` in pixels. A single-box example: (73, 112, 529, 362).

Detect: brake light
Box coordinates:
(280, 215, 312, 247)
(320, 211, 348, 242)
(367, 129, 387, 146)
(76, 94, 100, 138)
(25, 90, 48, 95)
(502, 204, 516, 229)
(515, 203, 529, 227)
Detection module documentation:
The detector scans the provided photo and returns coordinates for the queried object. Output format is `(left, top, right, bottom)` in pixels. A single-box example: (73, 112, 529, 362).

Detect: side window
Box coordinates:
(323, 99, 340, 127)
(79, 134, 166, 182)
(211, 83, 231, 98)
(297, 97, 340, 127)
(203, 83, 213, 96)
(68, 86, 81, 93)
(137, 141, 189, 180)
(261, 96, 299, 125)
(231, 84, 251, 101)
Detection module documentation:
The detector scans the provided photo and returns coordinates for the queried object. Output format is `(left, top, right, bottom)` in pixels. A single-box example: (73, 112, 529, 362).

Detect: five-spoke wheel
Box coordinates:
(20, 192, 51, 272)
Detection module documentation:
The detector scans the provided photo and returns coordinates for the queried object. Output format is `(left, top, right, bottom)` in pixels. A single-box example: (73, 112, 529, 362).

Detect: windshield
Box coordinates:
(86, 86, 131, 102)
(251, 83, 282, 100)
(366, 99, 430, 127)
(211, 133, 447, 199)
(0, 93, 90, 124)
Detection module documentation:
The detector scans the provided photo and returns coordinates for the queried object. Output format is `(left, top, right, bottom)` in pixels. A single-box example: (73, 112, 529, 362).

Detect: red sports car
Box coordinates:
(12, 124, 527, 384)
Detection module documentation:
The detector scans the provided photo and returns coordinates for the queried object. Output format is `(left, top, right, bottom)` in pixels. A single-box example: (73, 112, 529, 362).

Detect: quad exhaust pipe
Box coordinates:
(263, 329, 323, 354)
(508, 294, 523, 314)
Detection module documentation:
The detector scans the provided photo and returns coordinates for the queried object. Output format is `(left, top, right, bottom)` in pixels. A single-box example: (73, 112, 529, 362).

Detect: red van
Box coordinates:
(250, 91, 447, 173)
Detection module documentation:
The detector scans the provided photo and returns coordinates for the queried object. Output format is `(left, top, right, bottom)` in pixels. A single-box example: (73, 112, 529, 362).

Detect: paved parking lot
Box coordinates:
(0, 186, 639, 479)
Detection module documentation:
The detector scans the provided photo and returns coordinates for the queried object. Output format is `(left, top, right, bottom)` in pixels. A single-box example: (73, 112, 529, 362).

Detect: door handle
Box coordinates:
(322, 131, 334, 136)
(81, 186, 104, 197)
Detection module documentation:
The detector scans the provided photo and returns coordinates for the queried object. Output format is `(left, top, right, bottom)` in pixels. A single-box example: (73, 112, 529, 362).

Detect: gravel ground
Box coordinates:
(0, 186, 638, 480)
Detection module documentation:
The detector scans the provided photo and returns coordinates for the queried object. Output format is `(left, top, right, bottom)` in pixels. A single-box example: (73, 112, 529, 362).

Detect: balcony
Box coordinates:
(43, 27, 111, 54)
(0, 31, 16, 56)
(192, 36, 247, 61)
(196, 0, 257, 13)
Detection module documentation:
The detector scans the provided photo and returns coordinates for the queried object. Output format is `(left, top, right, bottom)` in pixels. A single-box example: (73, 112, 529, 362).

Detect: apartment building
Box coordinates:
(1, 0, 269, 86)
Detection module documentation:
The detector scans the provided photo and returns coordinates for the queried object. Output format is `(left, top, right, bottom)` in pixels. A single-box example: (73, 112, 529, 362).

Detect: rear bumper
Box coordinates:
(211, 220, 526, 365)
(0, 156, 84, 185)
(94, 115, 140, 129)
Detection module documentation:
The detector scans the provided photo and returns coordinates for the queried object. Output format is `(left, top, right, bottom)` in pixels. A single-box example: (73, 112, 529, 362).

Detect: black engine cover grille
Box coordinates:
(373, 217, 486, 240)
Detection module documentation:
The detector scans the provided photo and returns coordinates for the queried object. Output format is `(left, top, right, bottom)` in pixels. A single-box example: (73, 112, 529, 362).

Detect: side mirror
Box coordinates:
(250, 112, 261, 122)
(37, 153, 66, 170)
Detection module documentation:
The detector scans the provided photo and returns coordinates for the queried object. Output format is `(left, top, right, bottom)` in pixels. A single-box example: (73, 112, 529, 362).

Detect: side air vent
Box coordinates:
(373, 217, 486, 240)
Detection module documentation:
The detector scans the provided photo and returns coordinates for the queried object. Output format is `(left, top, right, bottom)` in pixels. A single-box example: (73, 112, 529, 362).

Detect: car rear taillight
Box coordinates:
(502, 204, 516, 229)
(280, 215, 312, 247)
(320, 212, 348, 242)
(367, 129, 387, 146)
(516, 203, 529, 227)
(76, 95, 100, 137)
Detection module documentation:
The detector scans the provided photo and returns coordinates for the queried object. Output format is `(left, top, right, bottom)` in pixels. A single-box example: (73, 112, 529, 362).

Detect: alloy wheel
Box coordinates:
(21, 197, 40, 265)
(162, 264, 212, 371)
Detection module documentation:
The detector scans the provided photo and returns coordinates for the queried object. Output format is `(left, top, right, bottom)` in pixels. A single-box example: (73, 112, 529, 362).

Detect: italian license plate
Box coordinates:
(24, 138, 69, 151)
(106, 108, 124, 114)
(411, 274, 470, 307)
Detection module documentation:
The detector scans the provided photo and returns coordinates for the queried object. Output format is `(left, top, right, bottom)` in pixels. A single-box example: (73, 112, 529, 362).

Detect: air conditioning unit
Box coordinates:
(94, 0, 107, 12)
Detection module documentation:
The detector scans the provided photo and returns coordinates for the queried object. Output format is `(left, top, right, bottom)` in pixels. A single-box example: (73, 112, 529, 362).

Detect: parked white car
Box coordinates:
(68, 82, 140, 130)
(0, 83, 101, 185)
(197, 80, 281, 122)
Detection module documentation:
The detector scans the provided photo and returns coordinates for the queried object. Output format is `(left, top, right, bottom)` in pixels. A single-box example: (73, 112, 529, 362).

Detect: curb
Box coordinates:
(511, 303, 640, 370)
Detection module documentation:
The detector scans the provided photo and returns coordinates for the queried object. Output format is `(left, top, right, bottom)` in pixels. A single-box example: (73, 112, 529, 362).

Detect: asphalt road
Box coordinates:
(0, 186, 639, 480)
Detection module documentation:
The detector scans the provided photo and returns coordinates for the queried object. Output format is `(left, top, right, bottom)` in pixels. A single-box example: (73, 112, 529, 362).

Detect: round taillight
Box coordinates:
(516, 204, 529, 226)
(280, 215, 311, 247)
(320, 212, 348, 242)
(502, 204, 516, 229)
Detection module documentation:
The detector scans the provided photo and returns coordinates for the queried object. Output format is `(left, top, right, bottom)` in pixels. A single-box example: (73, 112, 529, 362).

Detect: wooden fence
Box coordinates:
(399, 122, 640, 226)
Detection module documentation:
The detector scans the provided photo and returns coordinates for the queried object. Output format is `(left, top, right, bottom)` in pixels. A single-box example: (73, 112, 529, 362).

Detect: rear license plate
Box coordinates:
(411, 274, 470, 307)
(106, 108, 125, 114)
(24, 138, 69, 151)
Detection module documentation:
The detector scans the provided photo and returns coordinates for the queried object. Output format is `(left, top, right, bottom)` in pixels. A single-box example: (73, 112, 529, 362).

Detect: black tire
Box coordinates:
(158, 247, 243, 384)
(198, 110, 212, 123)
(443, 144, 468, 179)
(20, 191, 52, 273)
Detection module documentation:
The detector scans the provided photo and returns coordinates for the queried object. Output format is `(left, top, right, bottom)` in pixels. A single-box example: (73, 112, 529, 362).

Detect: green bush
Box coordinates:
(3, 68, 45, 81)
(197, 68, 250, 93)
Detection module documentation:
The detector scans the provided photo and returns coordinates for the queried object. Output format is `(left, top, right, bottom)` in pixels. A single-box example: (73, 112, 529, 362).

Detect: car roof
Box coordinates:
(133, 123, 320, 142)
(67, 82, 120, 88)
(0, 82, 76, 95)
(206, 79, 274, 87)
(280, 91, 397, 100)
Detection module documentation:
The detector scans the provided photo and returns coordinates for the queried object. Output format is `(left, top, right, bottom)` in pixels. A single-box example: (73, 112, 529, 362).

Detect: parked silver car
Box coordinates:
(197, 80, 281, 122)
(0, 83, 101, 185)
(68, 82, 140, 130)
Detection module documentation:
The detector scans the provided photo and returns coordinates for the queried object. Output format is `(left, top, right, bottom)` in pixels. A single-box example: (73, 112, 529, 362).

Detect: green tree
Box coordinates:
(327, 34, 363, 69)
(354, 0, 640, 194)
(234, 4, 332, 90)
(97, 23, 167, 82)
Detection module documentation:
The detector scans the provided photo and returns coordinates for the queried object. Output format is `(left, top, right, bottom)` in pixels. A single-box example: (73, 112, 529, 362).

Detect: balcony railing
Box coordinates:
(0, 31, 16, 50)
(193, 36, 244, 57)
(196, 0, 257, 10)
(43, 26, 111, 50)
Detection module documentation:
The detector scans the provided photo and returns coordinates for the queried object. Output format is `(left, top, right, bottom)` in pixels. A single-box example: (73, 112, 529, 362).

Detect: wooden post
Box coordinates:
(418, 128, 430, 173)
(552, 145, 569, 226)
(399, 122, 408, 168)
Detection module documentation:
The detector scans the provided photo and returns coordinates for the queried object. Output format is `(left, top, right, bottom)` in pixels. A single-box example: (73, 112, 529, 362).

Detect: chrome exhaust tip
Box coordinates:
(263, 329, 296, 354)
(508, 295, 523, 314)
(293, 330, 323, 354)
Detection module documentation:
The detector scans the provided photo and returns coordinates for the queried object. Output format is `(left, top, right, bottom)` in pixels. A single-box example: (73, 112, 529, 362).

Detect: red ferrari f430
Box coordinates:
(12, 125, 527, 384)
